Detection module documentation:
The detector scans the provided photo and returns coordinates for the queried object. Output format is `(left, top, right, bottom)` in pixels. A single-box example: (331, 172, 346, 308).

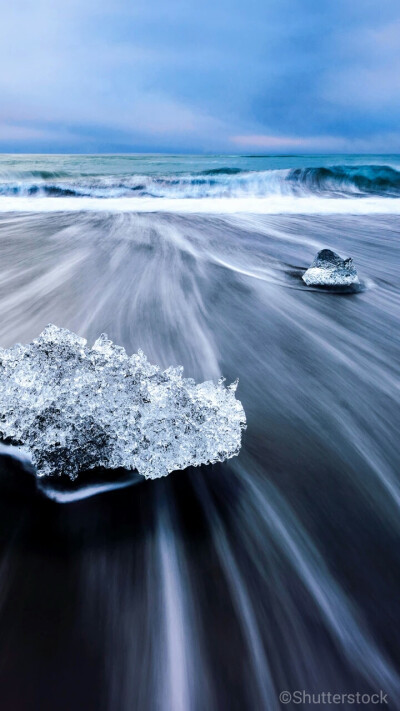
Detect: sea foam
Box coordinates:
(1, 195, 400, 214)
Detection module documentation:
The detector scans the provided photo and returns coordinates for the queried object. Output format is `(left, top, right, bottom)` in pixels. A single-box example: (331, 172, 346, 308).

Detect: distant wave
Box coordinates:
(199, 167, 244, 176)
(0, 164, 399, 199)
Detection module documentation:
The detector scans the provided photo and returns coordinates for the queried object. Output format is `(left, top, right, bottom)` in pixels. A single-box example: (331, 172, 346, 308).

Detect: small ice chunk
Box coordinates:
(0, 325, 246, 479)
(302, 249, 360, 288)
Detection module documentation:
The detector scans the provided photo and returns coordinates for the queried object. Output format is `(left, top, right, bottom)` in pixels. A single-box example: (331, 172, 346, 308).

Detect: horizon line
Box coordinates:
(0, 151, 399, 157)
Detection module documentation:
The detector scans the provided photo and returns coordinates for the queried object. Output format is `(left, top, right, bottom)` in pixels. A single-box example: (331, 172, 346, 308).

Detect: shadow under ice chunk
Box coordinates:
(0, 325, 246, 479)
(302, 248, 360, 289)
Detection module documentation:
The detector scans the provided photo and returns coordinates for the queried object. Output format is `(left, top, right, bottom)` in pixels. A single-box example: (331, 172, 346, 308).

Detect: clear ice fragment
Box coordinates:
(0, 325, 246, 479)
(302, 249, 360, 288)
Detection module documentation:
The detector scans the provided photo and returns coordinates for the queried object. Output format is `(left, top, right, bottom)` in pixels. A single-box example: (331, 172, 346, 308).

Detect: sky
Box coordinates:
(0, 0, 399, 153)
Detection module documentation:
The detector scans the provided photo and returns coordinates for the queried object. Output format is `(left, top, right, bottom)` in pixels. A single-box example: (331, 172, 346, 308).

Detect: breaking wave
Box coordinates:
(1, 164, 400, 199)
(288, 165, 400, 197)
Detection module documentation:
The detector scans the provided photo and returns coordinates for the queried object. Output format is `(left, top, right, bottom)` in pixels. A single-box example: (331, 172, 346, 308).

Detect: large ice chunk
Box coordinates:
(0, 325, 246, 479)
(302, 249, 360, 288)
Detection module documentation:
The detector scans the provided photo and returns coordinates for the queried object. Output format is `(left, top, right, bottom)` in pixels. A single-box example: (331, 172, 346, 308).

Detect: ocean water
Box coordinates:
(0, 153, 400, 201)
(0, 155, 399, 711)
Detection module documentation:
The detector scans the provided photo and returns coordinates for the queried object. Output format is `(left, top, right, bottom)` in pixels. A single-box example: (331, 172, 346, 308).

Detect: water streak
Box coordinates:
(0, 203, 399, 710)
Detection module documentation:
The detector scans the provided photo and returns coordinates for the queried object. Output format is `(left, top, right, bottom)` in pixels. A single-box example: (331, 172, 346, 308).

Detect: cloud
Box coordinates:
(0, 0, 399, 151)
(231, 133, 400, 154)
(322, 21, 400, 111)
(230, 135, 350, 150)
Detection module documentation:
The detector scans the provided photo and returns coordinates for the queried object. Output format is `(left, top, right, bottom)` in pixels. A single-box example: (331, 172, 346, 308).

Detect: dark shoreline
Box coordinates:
(0, 210, 399, 710)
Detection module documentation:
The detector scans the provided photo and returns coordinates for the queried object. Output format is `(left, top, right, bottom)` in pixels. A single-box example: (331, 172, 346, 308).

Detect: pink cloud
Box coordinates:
(231, 134, 309, 148)
(230, 134, 356, 150)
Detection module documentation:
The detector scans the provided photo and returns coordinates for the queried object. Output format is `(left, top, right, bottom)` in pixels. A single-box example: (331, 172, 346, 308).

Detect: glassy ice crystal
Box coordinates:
(302, 249, 360, 288)
(0, 325, 246, 479)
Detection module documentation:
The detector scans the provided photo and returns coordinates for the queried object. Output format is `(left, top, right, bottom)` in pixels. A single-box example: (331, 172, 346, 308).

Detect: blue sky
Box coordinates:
(0, 0, 399, 153)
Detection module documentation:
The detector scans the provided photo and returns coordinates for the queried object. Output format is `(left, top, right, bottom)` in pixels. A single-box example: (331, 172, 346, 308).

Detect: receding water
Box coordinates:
(0, 155, 399, 711)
